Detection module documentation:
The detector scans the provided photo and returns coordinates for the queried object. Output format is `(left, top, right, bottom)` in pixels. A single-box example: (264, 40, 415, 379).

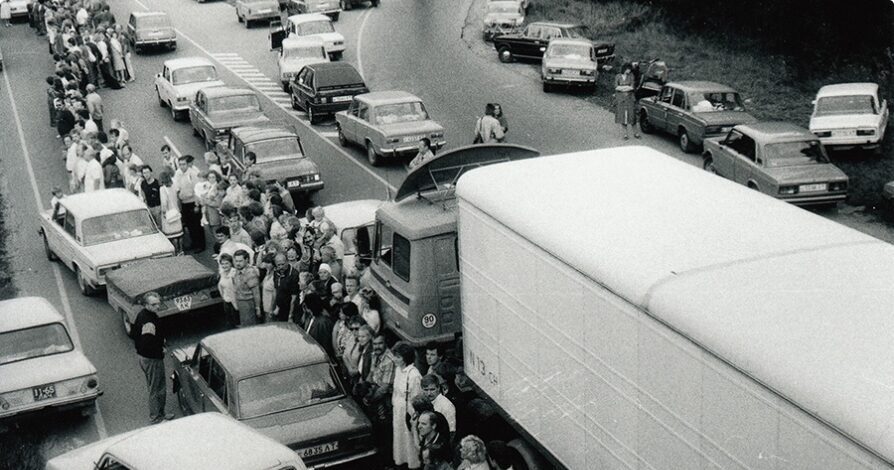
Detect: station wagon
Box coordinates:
(127, 11, 176, 53)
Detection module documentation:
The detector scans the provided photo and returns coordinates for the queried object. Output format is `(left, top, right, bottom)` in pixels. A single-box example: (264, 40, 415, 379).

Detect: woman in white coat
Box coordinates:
(391, 342, 423, 469)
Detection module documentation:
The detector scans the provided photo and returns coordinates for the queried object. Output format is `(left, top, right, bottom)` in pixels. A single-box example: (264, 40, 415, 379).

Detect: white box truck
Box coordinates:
(455, 146, 894, 469)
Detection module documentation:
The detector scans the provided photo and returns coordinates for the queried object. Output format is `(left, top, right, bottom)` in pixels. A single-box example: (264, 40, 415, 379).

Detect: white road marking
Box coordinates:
(163, 136, 183, 158)
(356, 8, 373, 81)
(210, 52, 239, 56)
(319, 131, 339, 138)
(2, 58, 109, 440)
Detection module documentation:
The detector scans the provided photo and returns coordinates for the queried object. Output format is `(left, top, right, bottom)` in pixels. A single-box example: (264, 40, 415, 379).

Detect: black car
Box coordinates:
(493, 22, 614, 64)
(289, 62, 369, 124)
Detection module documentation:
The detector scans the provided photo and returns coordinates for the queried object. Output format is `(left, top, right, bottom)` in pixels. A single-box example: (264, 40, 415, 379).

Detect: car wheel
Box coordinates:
(170, 104, 180, 121)
(542, 81, 551, 93)
(703, 155, 718, 174)
(281, 81, 289, 93)
(121, 309, 133, 338)
(366, 142, 380, 166)
(237, 12, 243, 22)
(639, 110, 654, 134)
(307, 103, 318, 124)
(747, 182, 760, 191)
(678, 128, 695, 153)
(291, 93, 299, 110)
(331, 12, 339, 21)
(42, 233, 57, 261)
(371, 0, 378, 6)
(337, 125, 348, 146)
(75, 267, 95, 296)
(157, 89, 166, 107)
(498, 47, 513, 63)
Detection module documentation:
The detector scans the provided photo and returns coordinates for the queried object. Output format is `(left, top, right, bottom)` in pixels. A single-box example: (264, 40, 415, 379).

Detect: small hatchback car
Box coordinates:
(809, 82, 889, 153)
(127, 11, 176, 53)
(541, 38, 599, 93)
(271, 13, 345, 60)
(277, 36, 329, 91)
(0, 297, 101, 424)
(189, 87, 271, 150)
(171, 323, 376, 467)
(289, 61, 368, 124)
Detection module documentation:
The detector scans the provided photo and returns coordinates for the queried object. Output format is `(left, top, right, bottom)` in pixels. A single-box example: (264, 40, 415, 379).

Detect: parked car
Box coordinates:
(638, 81, 758, 153)
(189, 87, 270, 150)
(6, 0, 31, 18)
(155, 57, 225, 121)
(38, 189, 175, 295)
(493, 22, 614, 64)
(339, 0, 377, 10)
(287, 0, 340, 20)
(277, 36, 329, 91)
(541, 38, 598, 93)
(270, 13, 345, 60)
(482, 0, 524, 41)
(0, 297, 101, 424)
(106, 257, 223, 338)
(299, 199, 381, 271)
(702, 122, 849, 205)
(45, 413, 307, 470)
(235, 0, 280, 27)
(633, 58, 669, 100)
(336, 91, 446, 166)
(126, 11, 176, 53)
(170, 323, 377, 467)
(809, 82, 889, 154)
(214, 125, 324, 195)
(289, 61, 368, 124)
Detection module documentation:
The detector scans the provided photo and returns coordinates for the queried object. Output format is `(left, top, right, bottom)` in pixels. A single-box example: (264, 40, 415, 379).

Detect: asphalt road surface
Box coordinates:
(1, 0, 893, 461)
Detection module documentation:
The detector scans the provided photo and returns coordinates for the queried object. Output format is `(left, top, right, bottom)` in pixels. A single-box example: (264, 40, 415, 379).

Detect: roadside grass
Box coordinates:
(528, 0, 894, 209)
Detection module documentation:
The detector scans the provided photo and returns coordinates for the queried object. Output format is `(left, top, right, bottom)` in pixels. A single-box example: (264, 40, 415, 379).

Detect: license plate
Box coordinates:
(402, 135, 424, 143)
(32, 384, 57, 401)
(838, 129, 857, 136)
(597, 48, 608, 54)
(287, 180, 302, 188)
(299, 441, 339, 458)
(173, 295, 193, 312)
(800, 183, 827, 192)
(332, 95, 352, 103)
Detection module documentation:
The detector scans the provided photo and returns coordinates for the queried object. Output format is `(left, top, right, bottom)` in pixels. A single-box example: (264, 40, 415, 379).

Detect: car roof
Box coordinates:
(548, 38, 593, 47)
(59, 188, 148, 219)
(202, 323, 329, 378)
(356, 90, 421, 106)
(530, 21, 583, 28)
(232, 125, 297, 142)
(306, 62, 364, 86)
(164, 57, 215, 70)
(288, 13, 331, 24)
(736, 121, 817, 143)
(131, 11, 168, 18)
(0, 297, 64, 332)
(816, 82, 878, 98)
(108, 413, 302, 470)
(201, 86, 256, 99)
(666, 81, 738, 93)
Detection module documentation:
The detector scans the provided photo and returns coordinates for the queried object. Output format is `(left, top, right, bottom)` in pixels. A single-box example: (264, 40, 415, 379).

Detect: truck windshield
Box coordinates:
(81, 210, 158, 246)
(764, 140, 829, 167)
(815, 95, 877, 116)
(171, 66, 218, 85)
(245, 138, 303, 161)
(238, 363, 342, 419)
(0, 323, 74, 365)
(295, 20, 334, 35)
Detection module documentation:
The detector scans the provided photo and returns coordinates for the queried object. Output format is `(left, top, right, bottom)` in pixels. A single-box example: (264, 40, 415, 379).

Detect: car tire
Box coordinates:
(307, 103, 318, 124)
(703, 155, 718, 174)
(121, 309, 133, 338)
(638, 110, 654, 134)
(42, 233, 57, 261)
(337, 125, 348, 147)
(371, 0, 378, 7)
(542, 81, 551, 93)
(678, 128, 695, 153)
(331, 51, 343, 61)
(75, 267, 95, 297)
(237, 12, 243, 22)
(366, 142, 380, 166)
(291, 93, 300, 110)
(331, 12, 339, 21)
(498, 47, 513, 63)
(282, 81, 289, 93)
(171, 104, 180, 121)
(157, 89, 166, 107)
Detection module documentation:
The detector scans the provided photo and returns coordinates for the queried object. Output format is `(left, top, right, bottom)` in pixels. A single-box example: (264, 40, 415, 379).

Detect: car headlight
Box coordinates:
(856, 129, 875, 136)
(580, 69, 596, 76)
(813, 131, 831, 138)
(431, 131, 444, 139)
(333, 40, 344, 46)
(778, 185, 799, 195)
(829, 181, 848, 191)
(386, 137, 400, 144)
(313, 174, 321, 181)
(547, 68, 561, 74)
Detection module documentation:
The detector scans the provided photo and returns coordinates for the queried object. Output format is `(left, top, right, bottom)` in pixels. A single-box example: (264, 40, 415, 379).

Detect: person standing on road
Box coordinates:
(82, 148, 104, 192)
(614, 63, 640, 140)
(407, 138, 435, 172)
(232, 249, 262, 327)
(1, 0, 12, 27)
(272, 252, 299, 322)
(140, 165, 162, 227)
(392, 341, 423, 470)
(473, 103, 505, 144)
(85, 83, 103, 132)
(132, 291, 174, 424)
(159, 168, 184, 254)
(174, 155, 205, 253)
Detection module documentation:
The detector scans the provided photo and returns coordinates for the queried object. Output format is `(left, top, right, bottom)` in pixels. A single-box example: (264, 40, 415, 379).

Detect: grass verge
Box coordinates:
(528, 0, 894, 209)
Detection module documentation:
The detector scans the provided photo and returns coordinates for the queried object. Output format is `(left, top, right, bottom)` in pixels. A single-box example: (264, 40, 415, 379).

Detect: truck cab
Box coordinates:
(366, 144, 539, 346)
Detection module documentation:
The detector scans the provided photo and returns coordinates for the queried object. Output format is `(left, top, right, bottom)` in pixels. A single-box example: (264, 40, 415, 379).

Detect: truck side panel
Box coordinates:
(457, 199, 889, 470)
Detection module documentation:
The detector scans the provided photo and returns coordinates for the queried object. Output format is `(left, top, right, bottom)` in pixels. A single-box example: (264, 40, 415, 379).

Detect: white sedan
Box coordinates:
(809, 82, 889, 153)
(154, 57, 226, 121)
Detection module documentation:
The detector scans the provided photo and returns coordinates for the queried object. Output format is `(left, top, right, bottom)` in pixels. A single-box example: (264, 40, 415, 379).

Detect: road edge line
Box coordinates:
(356, 8, 373, 81)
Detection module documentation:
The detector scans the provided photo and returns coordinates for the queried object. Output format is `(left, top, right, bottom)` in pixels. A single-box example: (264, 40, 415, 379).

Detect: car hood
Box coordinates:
(0, 351, 97, 393)
(279, 57, 328, 75)
(173, 80, 225, 99)
(809, 113, 881, 130)
(83, 234, 174, 267)
(243, 397, 372, 448)
(695, 111, 758, 126)
(208, 112, 270, 129)
(764, 164, 848, 183)
(46, 430, 141, 470)
(377, 120, 445, 136)
(256, 157, 320, 179)
(543, 58, 598, 70)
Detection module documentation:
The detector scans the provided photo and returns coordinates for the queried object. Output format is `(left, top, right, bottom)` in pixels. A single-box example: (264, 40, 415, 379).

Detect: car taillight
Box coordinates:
(813, 131, 831, 138)
(856, 129, 875, 136)
(580, 69, 595, 76)
(547, 68, 561, 74)
(779, 185, 799, 195)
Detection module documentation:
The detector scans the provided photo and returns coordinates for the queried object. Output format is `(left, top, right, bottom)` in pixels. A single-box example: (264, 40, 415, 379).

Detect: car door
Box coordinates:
(356, 102, 372, 144)
(158, 66, 170, 102)
(664, 88, 687, 133)
(726, 131, 759, 186)
(515, 24, 542, 58)
(300, 68, 316, 109)
(649, 85, 673, 131)
(191, 92, 208, 135)
(270, 19, 286, 50)
(292, 67, 311, 107)
(231, 135, 246, 172)
(711, 130, 738, 178)
(340, 98, 360, 142)
(184, 345, 229, 414)
(47, 208, 77, 270)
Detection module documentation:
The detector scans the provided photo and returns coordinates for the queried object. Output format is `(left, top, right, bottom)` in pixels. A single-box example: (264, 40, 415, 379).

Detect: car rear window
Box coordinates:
(815, 95, 877, 116)
(172, 66, 218, 85)
(245, 138, 303, 161)
(81, 209, 158, 246)
(282, 45, 327, 61)
(764, 140, 828, 167)
(374, 102, 429, 125)
(209, 94, 261, 113)
(546, 44, 592, 60)
(316, 66, 364, 89)
(238, 364, 342, 419)
(138, 15, 170, 28)
(0, 323, 74, 365)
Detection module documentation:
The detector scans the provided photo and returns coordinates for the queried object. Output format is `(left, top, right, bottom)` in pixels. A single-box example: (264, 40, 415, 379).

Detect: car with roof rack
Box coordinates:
(809, 82, 889, 154)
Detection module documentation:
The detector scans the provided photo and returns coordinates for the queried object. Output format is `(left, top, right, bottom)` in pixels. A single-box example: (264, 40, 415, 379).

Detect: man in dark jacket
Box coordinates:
(272, 253, 299, 322)
(132, 291, 174, 424)
(303, 292, 335, 358)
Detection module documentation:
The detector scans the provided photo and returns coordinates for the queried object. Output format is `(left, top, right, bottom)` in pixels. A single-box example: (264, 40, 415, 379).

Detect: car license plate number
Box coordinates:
(402, 135, 424, 143)
(332, 95, 352, 103)
(32, 384, 57, 401)
(800, 183, 827, 192)
(299, 441, 339, 458)
(287, 180, 302, 188)
(838, 129, 857, 136)
(173, 295, 193, 312)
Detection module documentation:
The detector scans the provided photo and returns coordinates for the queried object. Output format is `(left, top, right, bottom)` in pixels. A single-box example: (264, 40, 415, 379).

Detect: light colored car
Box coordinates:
(155, 57, 225, 121)
(336, 91, 446, 166)
(288, 0, 341, 21)
(45, 413, 308, 470)
(277, 36, 329, 91)
(702, 122, 849, 205)
(482, 0, 524, 41)
(638, 81, 758, 153)
(126, 11, 176, 53)
(809, 82, 889, 153)
(0, 297, 101, 424)
(6, 0, 31, 18)
(541, 38, 598, 93)
(189, 86, 270, 150)
(270, 13, 345, 60)
(38, 189, 175, 295)
(339, 0, 378, 10)
(170, 324, 376, 467)
(235, 0, 279, 27)
(300, 199, 382, 271)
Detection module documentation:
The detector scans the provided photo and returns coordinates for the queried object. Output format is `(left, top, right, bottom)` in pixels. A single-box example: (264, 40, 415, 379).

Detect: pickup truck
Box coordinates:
(188, 87, 270, 150)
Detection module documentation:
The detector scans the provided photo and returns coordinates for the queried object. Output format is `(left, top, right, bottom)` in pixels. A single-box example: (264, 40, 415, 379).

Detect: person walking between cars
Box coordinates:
(232, 249, 262, 327)
(133, 291, 174, 424)
(473, 103, 505, 144)
(174, 154, 206, 253)
(614, 63, 640, 140)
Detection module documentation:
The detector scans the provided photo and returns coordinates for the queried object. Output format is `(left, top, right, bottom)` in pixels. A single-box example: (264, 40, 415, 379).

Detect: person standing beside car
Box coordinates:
(173, 154, 205, 253)
(473, 103, 505, 144)
(232, 249, 262, 327)
(140, 165, 162, 227)
(133, 291, 174, 424)
(614, 63, 640, 140)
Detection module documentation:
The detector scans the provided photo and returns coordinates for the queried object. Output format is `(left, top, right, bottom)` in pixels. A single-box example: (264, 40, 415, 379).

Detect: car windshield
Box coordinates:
(0, 323, 74, 366)
(815, 95, 877, 116)
(245, 138, 303, 161)
(764, 140, 829, 167)
(547, 44, 592, 60)
(375, 101, 429, 125)
(689, 91, 745, 112)
(238, 363, 343, 418)
(81, 209, 158, 246)
(171, 66, 218, 85)
(139, 15, 170, 28)
(487, 3, 521, 14)
(563, 25, 590, 39)
(209, 94, 261, 113)
(295, 20, 334, 35)
(283, 45, 326, 61)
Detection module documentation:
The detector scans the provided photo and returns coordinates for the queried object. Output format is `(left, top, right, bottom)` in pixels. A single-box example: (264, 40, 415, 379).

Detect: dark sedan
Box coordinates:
(493, 22, 614, 64)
